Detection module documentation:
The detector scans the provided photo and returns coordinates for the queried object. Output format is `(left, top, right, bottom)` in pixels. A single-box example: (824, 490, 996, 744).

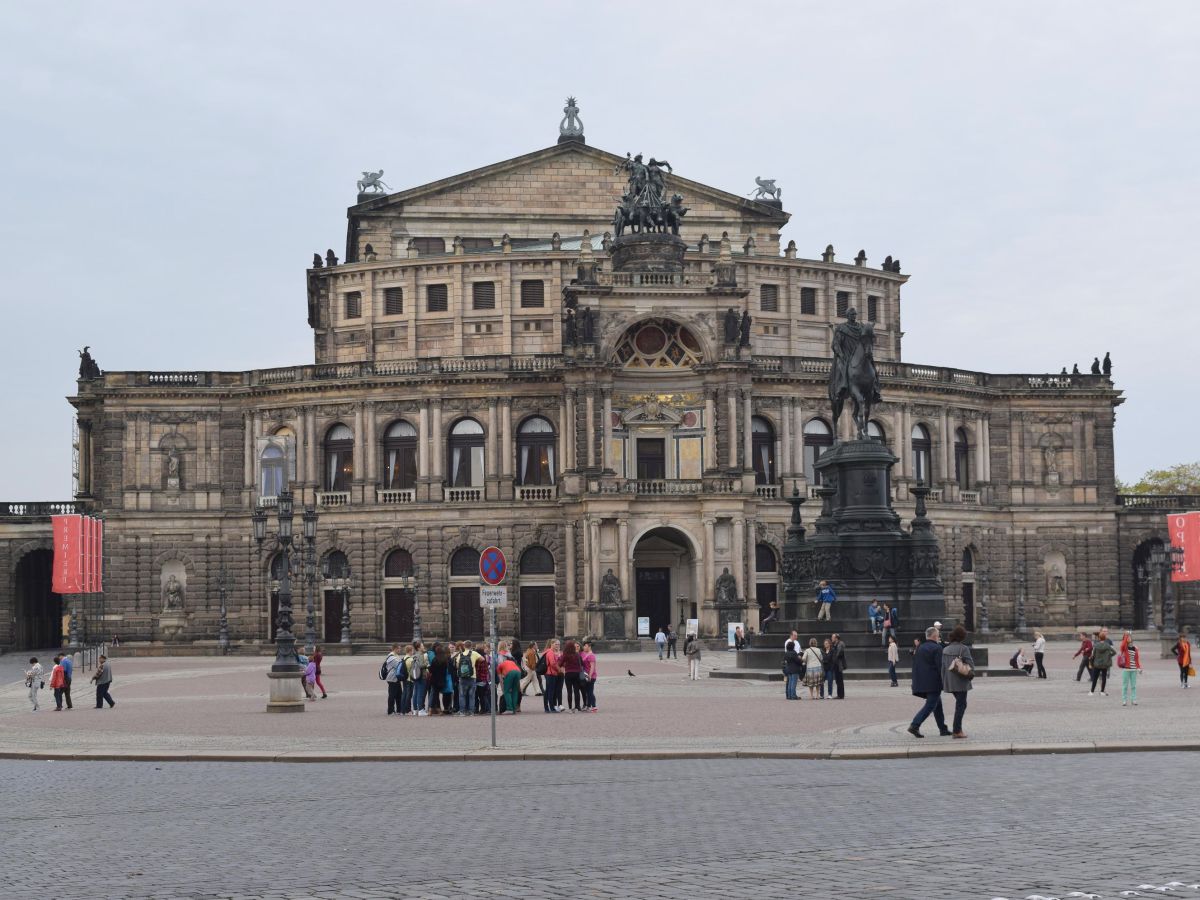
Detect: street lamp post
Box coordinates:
(217, 564, 230, 654)
(1136, 564, 1155, 631)
(302, 506, 318, 655)
(1150, 544, 1184, 644)
(254, 491, 305, 713)
(340, 564, 353, 645)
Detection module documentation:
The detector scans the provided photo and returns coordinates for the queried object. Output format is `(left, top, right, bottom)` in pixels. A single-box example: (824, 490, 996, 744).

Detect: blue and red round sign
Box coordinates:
(480, 546, 507, 585)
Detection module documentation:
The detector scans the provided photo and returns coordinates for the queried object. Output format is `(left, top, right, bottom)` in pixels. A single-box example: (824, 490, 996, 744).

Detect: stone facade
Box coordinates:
(2, 134, 1196, 650)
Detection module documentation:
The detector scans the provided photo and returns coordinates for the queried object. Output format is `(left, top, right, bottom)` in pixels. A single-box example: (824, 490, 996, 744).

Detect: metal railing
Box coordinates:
(0, 501, 83, 518)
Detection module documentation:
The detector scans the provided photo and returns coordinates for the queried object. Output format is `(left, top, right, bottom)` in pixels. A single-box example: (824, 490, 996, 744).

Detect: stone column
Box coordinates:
(243, 412, 254, 489)
(565, 390, 577, 471)
(898, 405, 910, 478)
(703, 518, 716, 604)
(602, 390, 614, 472)
(501, 399, 513, 478)
(617, 518, 630, 606)
(588, 518, 601, 607)
(745, 519, 756, 608)
(585, 390, 596, 469)
(704, 389, 716, 470)
(365, 403, 377, 483)
(565, 521, 576, 609)
(793, 398, 804, 475)
(981, 417, 991, 482)
(781, 397, 792, 476)
(941, 408, 952, 486)
(558, 395, 569, 476)
(353, 404, 364, 484)
(487, 400, 499, 478)
(431, 402, 443, 482)
(726, 388, 738, 469)
(742, 389, 753, 472)
(305, 408, 316, 489)
(418, 402, 430, 478)
(732, 516, 744, 602)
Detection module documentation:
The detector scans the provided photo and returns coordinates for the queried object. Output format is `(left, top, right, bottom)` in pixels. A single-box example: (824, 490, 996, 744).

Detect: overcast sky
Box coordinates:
(2, 1, 1197, 499)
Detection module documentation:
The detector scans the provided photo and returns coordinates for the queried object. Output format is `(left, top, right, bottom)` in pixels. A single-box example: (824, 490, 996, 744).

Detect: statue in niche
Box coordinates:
(1050, 574, 1066, 595)
(599, 568, 622, 605)
(739, 310, 752, 348)
(165, 448, 181, 488)
(715, 567, 738, 605)
(723, 308, 739, 344)
(163, 574, 185, 611)
(581, 307, 595, 345)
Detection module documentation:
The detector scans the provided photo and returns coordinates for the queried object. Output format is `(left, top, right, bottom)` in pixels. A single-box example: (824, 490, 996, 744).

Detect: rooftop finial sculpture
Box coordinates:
(751, 177, 781, 201)
(611, 153, 686, 237)
(558, 96, 585, 143)
(356, 170, 390, 195)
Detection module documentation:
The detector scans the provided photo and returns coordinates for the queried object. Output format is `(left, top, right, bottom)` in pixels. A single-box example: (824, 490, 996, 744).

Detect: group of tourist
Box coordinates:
(23, 653, 114, 712)
(782, 631, 847, 700)
(864, 599, 901, 646)
(381, 638, 599, 715)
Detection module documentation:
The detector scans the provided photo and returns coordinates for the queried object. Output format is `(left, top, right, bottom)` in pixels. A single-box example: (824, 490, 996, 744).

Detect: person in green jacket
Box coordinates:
(1088, 629, 1115, 696)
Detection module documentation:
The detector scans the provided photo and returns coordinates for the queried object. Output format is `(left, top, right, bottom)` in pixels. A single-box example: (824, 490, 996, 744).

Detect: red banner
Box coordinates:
(95, 518, 104, 592)
(83, 514, 93, 593)
(52, 514, 83, 594)
(1168, 511, 1200, 583)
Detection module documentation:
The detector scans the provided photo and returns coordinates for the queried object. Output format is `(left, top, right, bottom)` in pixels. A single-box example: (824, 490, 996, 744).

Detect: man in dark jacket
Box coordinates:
(908, 626, 950, 738)
(830, 633, 847, 699)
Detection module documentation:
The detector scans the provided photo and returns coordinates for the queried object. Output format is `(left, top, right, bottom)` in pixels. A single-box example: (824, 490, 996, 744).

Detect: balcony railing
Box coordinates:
(317, 491, 350, 507)
(0, 501, 83, 518)
(377, 488, 415, 504)
(257, 495, 279, 508)
(631, 479, 703, 495)
(755, 485, 781, 499)
(516, 485, 557, 501)
(960, 490, 981, 504)
(926, 489, 944, 502)
(1117, 494, 1200, 510)
(444, 487, 482, 502)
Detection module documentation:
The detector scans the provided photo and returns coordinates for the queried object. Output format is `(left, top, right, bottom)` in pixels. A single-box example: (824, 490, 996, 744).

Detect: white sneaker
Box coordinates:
(1100, 691, 1107, 696)
(1121, 701, 1126, 706)
(416, 710, 428, 716)
(1087, 692, 1094, 697)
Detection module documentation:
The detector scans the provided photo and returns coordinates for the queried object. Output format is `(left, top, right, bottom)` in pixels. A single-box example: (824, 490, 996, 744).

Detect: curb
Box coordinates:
(2, 741, 1199, 764)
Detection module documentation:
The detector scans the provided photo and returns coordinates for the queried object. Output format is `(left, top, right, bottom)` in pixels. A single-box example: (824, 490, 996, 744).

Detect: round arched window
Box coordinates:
(448, 419, 485, 488)
(451, 546, 481, 576)
(911, 424, 932, 485)
(323, 424, 354, 491)
(803, 419, 833, 484)
(384, 548, 414, 578)
(382, 420, 417, 491)
(517, 417, 557, 486)
(751, 416, 775, 485)
(613, 319, 703, 368)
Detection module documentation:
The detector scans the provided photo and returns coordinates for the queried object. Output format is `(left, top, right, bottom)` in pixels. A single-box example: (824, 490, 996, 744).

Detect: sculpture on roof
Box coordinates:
(558, 97, 584, 142)
(611, 152, 688, 237)
(77, 346, 101, 380)
(356, 170, 391, 194)
(752, 177, 781, 201)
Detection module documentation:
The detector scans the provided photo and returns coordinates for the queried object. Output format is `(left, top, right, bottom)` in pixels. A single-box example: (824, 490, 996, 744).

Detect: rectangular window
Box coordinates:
(383, 287, 403, 316)
(411, 237, 445, 255)
(867, 295, 879, 323)
(344, 292, 362, 320)
(636, 438, 666, 480)
(472, 281, 496, 310)
(800, 287, 817, 315)
(520, 280, 545, 308)
(461, 238, 494, 252)
(759, 284, 779, 312)
(426, 284, 448, 312)
(836, 291, 850, 318)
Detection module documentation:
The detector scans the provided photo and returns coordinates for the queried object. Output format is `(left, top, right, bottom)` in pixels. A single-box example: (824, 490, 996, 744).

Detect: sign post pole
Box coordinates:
(478, 546, 509, 751)
(489, 604, 497, 749)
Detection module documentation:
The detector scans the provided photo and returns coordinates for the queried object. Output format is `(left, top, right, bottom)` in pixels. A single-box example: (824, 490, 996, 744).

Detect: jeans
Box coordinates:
(457, 679, 476, 714)
(565, 673, 583, 709)
(54, 687, 65, 710)
(1035, 652, 1047, 679)
(785, 672, 799, 700)
(401, 681, 414, 714)
(95, 683, 114, 708)
(950, 690, 968, 733)
(823, 669, 835, 697)
(656, 642, 665, 660)
(667, 640, 677, 659)
(1076, 657, 1090, 681)
(387, 681, 403, 715)
(911, 691, 946, 732)
(63, 677, 73, 709)
(583, 679, 596, 709)
(881, 627, 895, 647)
(1122, 669, 1139, 703)
(888, 662, 897, 685)
(817, 603, 832, 621)
(1089, 667, 1108, 693)
(543, 675, 558, 711)
(412, 678, 428, 712)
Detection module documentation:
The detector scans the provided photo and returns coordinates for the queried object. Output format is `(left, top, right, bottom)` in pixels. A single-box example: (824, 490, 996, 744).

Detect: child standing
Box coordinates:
(303, 656, 318, 701)
(1118, 630, 1142, 707)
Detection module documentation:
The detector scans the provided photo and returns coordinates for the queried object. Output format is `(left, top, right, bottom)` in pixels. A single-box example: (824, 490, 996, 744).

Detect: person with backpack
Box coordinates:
(1117, 630, 1142, 706)
(474, 642, 492, 714)
(1088, 629, 1115, 697)
(541, 639, 561, 712)
(383, 644, 404, 715)
(940, 624, 975, 739)
(409, 641, 429, 715)
(454, 641, 480, 716)
(1072, 631, 1094, 682)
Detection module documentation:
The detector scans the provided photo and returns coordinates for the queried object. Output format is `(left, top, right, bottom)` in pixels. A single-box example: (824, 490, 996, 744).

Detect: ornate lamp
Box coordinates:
(277, 491, 294, 544)
(339, 562, 353, 645)
(302, 505, 318, 543)
(251, 506, 268, 546)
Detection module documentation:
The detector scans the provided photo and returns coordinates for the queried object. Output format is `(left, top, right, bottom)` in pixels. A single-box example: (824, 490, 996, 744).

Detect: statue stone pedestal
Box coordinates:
(266, 670, 306, 713)
(610, 233, 687, 273)
(156, 614, 188, 643)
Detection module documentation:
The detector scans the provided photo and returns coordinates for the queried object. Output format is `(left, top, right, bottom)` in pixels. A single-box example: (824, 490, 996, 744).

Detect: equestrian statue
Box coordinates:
(828, 307, 881, 440)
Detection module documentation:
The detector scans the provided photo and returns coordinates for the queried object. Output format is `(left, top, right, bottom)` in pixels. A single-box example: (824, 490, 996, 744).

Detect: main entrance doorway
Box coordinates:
(635, 568, 671, 633)
(632, 527, 698, 635)
(14, 549, 61, 649)
(323, 590, 342, 644)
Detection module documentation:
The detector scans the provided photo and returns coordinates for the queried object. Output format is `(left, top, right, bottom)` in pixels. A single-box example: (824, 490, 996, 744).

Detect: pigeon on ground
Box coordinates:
(627, 669, 635, 676)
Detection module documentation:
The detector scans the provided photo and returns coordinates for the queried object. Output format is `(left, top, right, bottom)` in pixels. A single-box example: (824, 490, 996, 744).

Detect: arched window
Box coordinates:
(448, 418, 485, 488)
(517, 417, 556, 486)
(911, 424, 932, 485)
(382, 420, 417, 491)
(520, 545, 555, 575)
(269, 552, 287, 582)
(803, 419, 833, 484)
(324, 424, 354, 491)
(451, 546, 481, 576)
(962, 547, 975, 573)
(384, 548, 414, 578)
(260, 444, 286, 498)
(954, 427, 970, 490)
(755, 543, 778, 573)
(751, 416, 776, 485)
(612, 318, 703, 368)
(867, 420, 886, 444)
(322, 550, 349, 579)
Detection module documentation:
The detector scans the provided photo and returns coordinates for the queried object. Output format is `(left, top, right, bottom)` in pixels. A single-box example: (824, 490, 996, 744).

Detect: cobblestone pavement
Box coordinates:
(1, 641, 1196, 755)
(1, 754, 1196, 900)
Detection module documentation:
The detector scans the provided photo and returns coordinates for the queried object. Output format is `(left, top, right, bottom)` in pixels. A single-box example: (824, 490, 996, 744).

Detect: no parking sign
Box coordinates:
(480, 546, 507, 585)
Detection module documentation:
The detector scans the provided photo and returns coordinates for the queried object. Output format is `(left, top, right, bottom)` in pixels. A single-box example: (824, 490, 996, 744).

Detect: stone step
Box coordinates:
(709, 665, 1024, 682)
(735, 645, 992, 670)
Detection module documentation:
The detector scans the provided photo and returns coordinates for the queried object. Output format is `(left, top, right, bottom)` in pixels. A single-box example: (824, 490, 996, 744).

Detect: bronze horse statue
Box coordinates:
(829, 308, 881, 440)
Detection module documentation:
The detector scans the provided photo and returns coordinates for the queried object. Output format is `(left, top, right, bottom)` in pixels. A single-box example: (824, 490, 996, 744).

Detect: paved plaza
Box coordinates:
(2, 641, 1196, 758)
(2, 754, 1197, 899)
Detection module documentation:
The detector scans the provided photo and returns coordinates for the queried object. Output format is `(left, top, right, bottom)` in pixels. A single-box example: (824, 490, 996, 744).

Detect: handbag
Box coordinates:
(948, 654, 974, 679)
(1188, 665, 1196, 678)
(579, 668, 591, 684)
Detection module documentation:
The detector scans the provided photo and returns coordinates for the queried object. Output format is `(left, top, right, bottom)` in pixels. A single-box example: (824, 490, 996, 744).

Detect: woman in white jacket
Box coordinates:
(1032, 632, 1048, 679)
(24, 657, 44, 711)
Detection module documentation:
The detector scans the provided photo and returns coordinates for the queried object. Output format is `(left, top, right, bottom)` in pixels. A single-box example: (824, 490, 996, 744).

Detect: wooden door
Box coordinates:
(450, 587, 483, 639)
(323, 590, 342, 644)
(636, 567, 671, 633)
(519, 586, 555, 639)
(384, 588, 414, 642)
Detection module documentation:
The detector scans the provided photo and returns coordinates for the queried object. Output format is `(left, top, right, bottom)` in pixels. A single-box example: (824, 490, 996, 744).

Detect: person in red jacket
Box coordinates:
(542, 639, 562, 713)
(1172, 636, 1193, 688)
(1118, 630, 1142, 707)
(1072, 631, 1093, 682)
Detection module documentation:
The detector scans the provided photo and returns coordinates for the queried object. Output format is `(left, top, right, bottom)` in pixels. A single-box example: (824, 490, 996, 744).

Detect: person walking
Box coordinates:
(1172, 635, 1192, 688)
(580, 642, 598, 711)
(521, 642, 540, 696)
(821, 638, 836, 699)
(783, 632, 803, 701)
(60, 651, 74, 710)
(1088, 629, 1115, 697)
(384, 643, 404, 715)
(542, 639, 562, 712)
(497, 654, 521, 714)
(399, 644, 416, 715)
(815, 580, 837, 621)
(684, 634, 702, 680)
(24, 657, 44, 712)
(49, 656, 68, 711)
(801, 639, 825, 700)
(940, 625, 975, 739)
(830, 633, 847, 699)
(666, 624, 678, 659)
(562, 640, 584, 712)
(907, 626, 950, 738)
(1072, 631, 1094, 682)
(1118, 630, 1142, 706)
(654, 627, 667, 660)
(92, 655, 116, 709)
(886, 635, 900, 686)
(303, 656, 318, 701)
(454, 642, 479, 716)
(312, 645, 327, 698)
(1032, 631, 1048, 679)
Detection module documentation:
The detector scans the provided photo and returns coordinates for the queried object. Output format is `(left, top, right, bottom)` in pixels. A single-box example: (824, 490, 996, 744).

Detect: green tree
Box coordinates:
(1117, 462, 1200, 495)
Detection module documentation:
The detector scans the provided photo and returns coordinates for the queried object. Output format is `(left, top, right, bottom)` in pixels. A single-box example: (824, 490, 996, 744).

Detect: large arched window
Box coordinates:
(269, 552, 288, 582)
(520, 545, 555, 575)
(382, 420, 417, 491)
(954, 427, 970, 490)
(751, 416, 776, 485)
(516, 417, 556, 486)
(324, 424, 354, 491)
(612, 318, 703, 368)
(755, 543, 778, 573)
(867, 420, 887, 445)
(384, 548, 414, 578)
(448, 418, 485, 488)
(911, 424, 932, 485)
(322, 550, 349, 579)
(260, 444, 286, 498)
(450, 546, 481, 576)
(803, 419, 833, 484)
